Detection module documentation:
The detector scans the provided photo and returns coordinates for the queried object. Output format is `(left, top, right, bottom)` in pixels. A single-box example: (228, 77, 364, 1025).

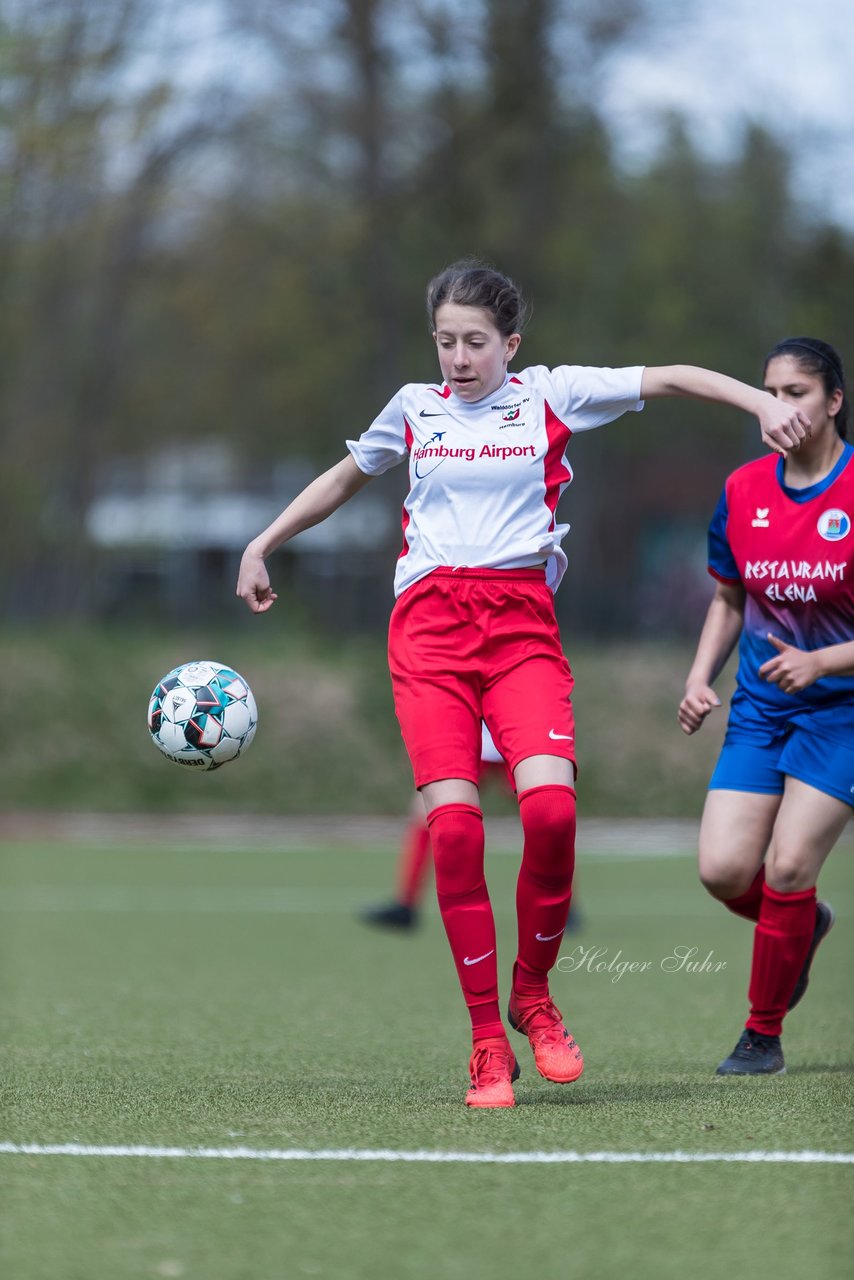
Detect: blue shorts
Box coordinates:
(709, 726, 854, 809)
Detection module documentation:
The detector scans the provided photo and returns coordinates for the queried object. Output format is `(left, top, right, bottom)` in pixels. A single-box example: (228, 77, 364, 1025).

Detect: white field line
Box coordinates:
(0, 1142, 852, 1165)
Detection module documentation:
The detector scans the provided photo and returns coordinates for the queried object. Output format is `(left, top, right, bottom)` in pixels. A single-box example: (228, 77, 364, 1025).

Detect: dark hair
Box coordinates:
(426, 259, 529, 337)
(764, 337, 848, 440)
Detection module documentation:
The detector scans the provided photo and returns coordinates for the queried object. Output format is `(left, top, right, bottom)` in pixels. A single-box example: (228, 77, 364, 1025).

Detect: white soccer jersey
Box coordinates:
(347, 364, 645, 596)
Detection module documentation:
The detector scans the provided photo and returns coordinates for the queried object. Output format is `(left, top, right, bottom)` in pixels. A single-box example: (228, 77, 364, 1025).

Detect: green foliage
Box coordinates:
(0, 624, 725, 816)
(2, 1, 854, 623)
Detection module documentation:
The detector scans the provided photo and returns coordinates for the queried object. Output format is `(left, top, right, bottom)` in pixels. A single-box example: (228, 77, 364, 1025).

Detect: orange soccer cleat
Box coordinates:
(507, 994, 584, 1084)
(465, 1037, 521, 1108)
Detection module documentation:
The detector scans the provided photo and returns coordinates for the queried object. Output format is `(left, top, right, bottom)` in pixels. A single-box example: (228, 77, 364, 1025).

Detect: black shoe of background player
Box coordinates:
(715, 1028, 785, 1076)
(359, 900, 418, 930)
(787, 901, 835, 1012)
(565, 903, 583, 932)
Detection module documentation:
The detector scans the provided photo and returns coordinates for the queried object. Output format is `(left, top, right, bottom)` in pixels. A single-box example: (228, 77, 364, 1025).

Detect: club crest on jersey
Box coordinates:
(751, 507, 770, 528)
(817, 508, 851, 542)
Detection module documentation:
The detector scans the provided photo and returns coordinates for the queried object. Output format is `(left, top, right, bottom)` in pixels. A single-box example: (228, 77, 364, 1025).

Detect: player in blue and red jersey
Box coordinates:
(238, 261, 808, 1107)
(679, 338, 853, 1075)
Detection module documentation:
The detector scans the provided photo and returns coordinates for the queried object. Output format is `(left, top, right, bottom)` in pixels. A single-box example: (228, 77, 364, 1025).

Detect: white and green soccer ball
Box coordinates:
(147, 661, 258, 770)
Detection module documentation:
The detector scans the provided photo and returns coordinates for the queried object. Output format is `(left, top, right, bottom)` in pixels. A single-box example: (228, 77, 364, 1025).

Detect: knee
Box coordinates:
(765, 851, 812, 893)
(428, 803, 484, 897)
(698, 858, 754, 902)
(519, 786, 576, 879)
(519, 786, 576, 841)
(698, 867, 732, 901)
(524, 807, 573, 848)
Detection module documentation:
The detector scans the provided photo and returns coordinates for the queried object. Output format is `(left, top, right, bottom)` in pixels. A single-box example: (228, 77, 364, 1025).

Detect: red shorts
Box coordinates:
(388, 568, 575, 788)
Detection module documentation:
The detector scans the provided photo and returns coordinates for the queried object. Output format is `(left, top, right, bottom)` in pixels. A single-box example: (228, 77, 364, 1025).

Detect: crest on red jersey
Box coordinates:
(817, 508, 851, 541)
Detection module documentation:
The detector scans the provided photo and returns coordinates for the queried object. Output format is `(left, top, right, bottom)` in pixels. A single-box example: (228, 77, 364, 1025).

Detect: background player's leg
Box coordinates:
(698, 789, 779, 918)
(360, 792, 430, 930)
(718, 780, 848, 1075)
(747, 780, 848, 1026)
(395, 806, 431, 910)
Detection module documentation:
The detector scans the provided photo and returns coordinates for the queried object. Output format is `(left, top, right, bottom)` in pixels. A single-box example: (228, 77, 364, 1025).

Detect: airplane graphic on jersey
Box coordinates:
(345, 362, 647, 598)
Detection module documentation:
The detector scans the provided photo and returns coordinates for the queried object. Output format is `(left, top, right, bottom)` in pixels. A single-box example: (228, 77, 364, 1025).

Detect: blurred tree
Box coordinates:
(1, 0, 852, 631)
(0, 0, 238, 613)
(221, 0, 652, 447)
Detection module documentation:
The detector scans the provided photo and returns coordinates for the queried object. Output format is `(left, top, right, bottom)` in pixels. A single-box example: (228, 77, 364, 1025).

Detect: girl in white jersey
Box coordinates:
(237, 260, 809, 1108)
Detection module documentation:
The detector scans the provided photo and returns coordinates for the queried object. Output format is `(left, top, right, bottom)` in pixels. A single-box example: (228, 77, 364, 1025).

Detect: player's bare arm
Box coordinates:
(641, 365, 811, 454)
(678, 580, 745, 735)
(237, 455, 373, 613)
(759, 635, 854, 695)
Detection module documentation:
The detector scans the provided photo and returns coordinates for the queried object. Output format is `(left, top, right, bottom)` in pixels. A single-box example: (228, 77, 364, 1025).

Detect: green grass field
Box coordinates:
(2, 828, 853, 1279)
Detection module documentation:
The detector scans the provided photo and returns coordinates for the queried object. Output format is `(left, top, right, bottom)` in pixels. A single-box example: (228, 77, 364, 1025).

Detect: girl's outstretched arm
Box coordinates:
(236, 455, 372, 613)
(641, 365, 811, 453)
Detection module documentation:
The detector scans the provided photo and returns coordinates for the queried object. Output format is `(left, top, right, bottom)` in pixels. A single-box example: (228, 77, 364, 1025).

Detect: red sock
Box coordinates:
(513, 785, 576, 1002)
(723, 866, 765, 922)
(427, 803, 503, 1041)
(395, 819, 431, 909)
(746, 883, 816, 1036)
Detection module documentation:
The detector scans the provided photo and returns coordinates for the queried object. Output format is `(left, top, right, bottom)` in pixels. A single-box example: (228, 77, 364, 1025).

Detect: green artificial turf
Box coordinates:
(2, 837, 852, 1279)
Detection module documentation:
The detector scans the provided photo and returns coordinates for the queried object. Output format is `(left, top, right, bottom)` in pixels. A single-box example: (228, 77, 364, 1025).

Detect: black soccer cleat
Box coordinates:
(565, 903, 583, 933)
(716, 1028, 785, 1076)
(359, 900, 418, 930)
(787, 901, 835, 1012)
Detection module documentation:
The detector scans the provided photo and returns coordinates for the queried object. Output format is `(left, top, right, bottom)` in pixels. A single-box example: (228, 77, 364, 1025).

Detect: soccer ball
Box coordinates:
(147, 660, 258, 770)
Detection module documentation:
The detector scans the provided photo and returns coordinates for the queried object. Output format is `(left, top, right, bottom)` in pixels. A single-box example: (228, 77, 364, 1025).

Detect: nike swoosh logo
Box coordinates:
(548, 730, 573, 740)
(419, 410, 445, 417)
(535, 929, 564, 942)
(463, 949, 495, 966)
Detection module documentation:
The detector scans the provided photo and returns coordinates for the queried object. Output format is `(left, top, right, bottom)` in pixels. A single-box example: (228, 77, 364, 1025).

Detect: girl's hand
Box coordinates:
(757, 395, 811, 454)
(759, 634, 822, 694)
(677, 683, 721, 735)
(236, 548, 278, 613)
